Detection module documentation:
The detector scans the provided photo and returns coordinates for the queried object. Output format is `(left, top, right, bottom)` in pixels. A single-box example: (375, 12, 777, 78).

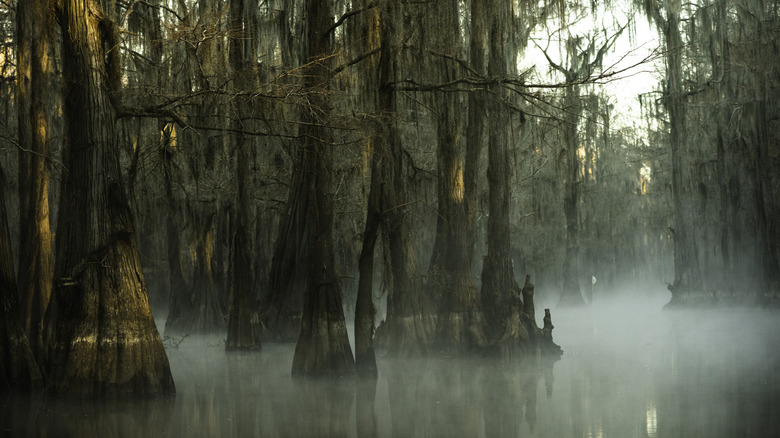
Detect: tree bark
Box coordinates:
(262, 0, 309, 339)
(226, 0, 262, 351)
(428, 0, 485, 353)
(353, 0, 382, 379)
(262, 166, 308, 341)
(0, 167, 43, 393)
(464, 0, 487, 266)
(188, 210, 227, 333)
(480, 1, 525, 350)
(557, 78, 586, 307)
(361, 0, 434, 363)
(16, 0, 54, 359)
(161, 142, 190, 334)
(44, 0, 174, 396)
(661, 6, 705, 306)
(355, 169, 379, 374)
(355, 133, 380, 377)
(711, 3, 777, 302)
(291, 0, 354, 377)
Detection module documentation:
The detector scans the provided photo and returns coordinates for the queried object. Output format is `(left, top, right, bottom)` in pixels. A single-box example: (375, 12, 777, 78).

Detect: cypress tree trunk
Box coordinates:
(160, 1, 193, 336)
(261, 0, 309, 338)
(16, 0, 54, 359)
(382, 213, 432, 356)
(225, 125, 260, 349)
(163, 167, 227, 336)
(367, 0, 433, 359)
(226, 0, 262, 350)
(377, 6, 433, 356)
(164, 0, 230, 335)
(260, 0, 309, 343)
(355, 155, 380, 373)
(291, 0, 354, 377)
(262, 164, 308, 342)
(185, 211, 226, 333)
(464, 0, 486, 266)
(354, 0, 382, 379)
(480, 1, 527, 351)
(44, 0, 174, 396)
(557, 80, 586, 307)
(662, 7, 705, 306)
(162, 146, 190, 333)
(429, 99, 486, 352)
(428, 0, 486, 354)
(0, 167, 43, 393)
(711, 3, 777, 302)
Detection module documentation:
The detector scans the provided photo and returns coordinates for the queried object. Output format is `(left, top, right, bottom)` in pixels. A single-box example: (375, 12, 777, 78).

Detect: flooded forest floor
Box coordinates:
(3, 291, 779, 437)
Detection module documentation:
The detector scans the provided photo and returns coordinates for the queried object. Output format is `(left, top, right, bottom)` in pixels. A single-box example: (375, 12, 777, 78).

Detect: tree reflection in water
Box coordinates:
(1, 341, 553, 437)
(3, 299, 779, 437)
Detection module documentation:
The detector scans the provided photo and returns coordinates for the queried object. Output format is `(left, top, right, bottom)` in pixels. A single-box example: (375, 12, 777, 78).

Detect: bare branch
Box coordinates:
(325, 2, 377, 37)
(332, 47, 380, 75)
(0, 134, 68, 172)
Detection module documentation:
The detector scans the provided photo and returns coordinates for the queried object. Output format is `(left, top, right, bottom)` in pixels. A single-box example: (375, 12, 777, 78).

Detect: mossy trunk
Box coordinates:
(663, 7, 705, 306)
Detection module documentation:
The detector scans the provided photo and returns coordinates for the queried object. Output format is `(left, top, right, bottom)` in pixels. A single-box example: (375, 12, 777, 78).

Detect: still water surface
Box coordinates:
(3, 293, 778, 437)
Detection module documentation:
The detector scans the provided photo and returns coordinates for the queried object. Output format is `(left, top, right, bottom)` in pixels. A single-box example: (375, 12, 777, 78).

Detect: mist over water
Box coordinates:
(548, 292, 780, 437)
(3, 288, 779, 437)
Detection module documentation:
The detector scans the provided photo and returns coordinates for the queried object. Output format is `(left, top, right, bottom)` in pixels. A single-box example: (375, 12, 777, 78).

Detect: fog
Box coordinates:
(3, 288, 779, 437)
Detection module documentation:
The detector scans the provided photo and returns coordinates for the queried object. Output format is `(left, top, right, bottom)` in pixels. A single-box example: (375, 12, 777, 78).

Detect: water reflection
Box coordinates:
(0, 394, 174, 438)
(646, 401, 657, 437)
(540, 297, 780, 438)
(3, 298, 779, 437)
(356, 378, 377, 438)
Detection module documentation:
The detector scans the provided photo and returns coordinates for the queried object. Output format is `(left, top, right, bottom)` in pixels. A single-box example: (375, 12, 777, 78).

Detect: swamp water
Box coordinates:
(2, 293, 779, 437)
